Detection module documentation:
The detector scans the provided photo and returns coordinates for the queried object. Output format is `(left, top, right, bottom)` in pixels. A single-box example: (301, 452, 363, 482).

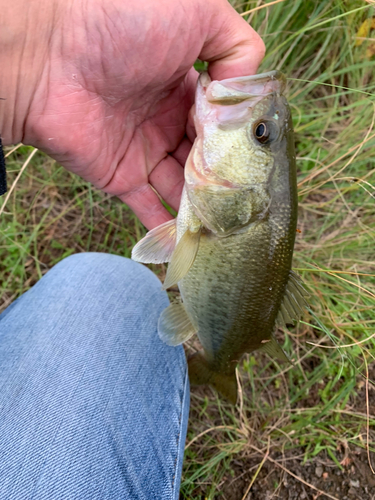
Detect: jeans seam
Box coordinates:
(171, 367, 189, 500)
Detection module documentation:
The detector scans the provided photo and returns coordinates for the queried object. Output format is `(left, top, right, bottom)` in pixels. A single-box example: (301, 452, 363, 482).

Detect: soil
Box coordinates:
(183, 361, 375, 500)
(220, 446, 375, 500)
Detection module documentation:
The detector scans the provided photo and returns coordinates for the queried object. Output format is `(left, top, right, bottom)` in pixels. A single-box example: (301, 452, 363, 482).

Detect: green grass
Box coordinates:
(1, 0, 375, 498)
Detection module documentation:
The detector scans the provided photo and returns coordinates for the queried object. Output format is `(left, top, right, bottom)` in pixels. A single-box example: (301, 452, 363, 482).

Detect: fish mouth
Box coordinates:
(195, 70, 287, 127)
(203, 70, 286, 105)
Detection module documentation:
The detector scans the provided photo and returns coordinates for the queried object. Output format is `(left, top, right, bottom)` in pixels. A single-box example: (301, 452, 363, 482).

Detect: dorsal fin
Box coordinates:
(131, 219, 176, 264)
(277, 271, 309, 328)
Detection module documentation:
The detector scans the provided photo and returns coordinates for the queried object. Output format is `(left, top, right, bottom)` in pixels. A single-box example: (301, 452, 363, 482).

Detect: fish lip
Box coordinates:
(203, 70, 286, 104)
(217, 70, 285, 87)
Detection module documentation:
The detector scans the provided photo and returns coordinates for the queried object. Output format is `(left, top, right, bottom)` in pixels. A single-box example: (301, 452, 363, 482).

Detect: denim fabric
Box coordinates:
(0, 253, 189, 499)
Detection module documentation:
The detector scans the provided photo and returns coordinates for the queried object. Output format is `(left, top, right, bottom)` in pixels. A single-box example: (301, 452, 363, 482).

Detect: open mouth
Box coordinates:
(196, 71, 286, 127)
(205, 70, 286, 104)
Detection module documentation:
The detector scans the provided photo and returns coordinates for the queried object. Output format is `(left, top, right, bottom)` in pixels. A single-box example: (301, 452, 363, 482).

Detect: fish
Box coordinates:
(132, 70, 308, 404)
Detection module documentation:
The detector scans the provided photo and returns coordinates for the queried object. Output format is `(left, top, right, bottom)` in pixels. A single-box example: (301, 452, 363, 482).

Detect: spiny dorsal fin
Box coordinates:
(259, 336, 291, 364)
(158, 302, 197, 346)
(131, 219, 176, 264)
(277, 271, 309, 327)
(162, 229, 201, 290)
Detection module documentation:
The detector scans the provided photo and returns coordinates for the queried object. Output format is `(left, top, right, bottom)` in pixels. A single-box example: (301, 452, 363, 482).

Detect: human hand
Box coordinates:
(0, 0, 265, 229)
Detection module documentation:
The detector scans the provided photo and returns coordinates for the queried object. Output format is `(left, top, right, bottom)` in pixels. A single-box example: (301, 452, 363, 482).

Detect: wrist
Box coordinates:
(0, 0, 61, 145)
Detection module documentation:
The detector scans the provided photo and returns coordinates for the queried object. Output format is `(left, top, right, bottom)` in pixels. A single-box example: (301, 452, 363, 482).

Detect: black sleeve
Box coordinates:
(0, 136, 7, 196)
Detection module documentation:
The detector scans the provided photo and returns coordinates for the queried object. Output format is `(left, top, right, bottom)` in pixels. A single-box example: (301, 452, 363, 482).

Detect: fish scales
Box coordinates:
(178, 194, 294, 371)
(132, 70, 307, 404)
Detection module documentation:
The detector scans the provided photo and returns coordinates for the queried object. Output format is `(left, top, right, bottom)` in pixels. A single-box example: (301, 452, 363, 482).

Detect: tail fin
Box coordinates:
(188, 352, 238, 405)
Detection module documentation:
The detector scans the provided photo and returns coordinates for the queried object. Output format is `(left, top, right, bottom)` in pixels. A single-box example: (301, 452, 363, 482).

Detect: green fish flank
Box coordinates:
(132, 71, 308, 404)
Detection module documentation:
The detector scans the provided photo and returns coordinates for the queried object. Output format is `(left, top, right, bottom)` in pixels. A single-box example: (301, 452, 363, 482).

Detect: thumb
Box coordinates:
(199, 0, 265, 81)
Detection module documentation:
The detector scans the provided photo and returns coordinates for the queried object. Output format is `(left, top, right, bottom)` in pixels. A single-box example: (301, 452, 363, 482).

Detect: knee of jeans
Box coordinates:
(46, 253, 172, 363)
(46, 252, 165, 301)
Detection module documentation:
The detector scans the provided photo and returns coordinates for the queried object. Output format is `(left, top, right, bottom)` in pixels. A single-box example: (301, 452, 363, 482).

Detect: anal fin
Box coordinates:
(162, 228, 201, 290)
(131, 219, 176, 264)
(158, 302, 197, 346)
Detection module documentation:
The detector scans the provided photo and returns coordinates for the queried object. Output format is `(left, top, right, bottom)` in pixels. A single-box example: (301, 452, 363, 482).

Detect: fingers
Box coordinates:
(199, 0, 265, 81)
(119, 135, 192, 230)
(170, 136, 192, 168)
(119, 184, 174, 231)
(149, 154, 185, 212)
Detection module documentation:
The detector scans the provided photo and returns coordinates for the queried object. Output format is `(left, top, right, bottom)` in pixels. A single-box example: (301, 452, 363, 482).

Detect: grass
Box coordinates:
(1, 0, 375, 498)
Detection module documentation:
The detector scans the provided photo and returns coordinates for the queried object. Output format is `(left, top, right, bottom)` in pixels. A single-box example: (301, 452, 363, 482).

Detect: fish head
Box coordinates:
(185, 71, 296, 236)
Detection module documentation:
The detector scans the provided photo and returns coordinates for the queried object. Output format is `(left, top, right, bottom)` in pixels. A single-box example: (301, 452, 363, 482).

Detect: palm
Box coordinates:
(25, 0, 264, 229)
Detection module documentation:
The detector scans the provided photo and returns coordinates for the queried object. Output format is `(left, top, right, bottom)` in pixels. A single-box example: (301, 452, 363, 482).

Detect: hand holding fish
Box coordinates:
(0, 0, 265, 229)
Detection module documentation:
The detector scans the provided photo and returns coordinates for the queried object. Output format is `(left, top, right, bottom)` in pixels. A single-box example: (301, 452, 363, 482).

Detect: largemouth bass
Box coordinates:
(132, 70, 308, 404)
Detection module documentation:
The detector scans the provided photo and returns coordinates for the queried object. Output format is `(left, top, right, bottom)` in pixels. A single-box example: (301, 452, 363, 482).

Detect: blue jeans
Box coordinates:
(0, 253, 189, 499)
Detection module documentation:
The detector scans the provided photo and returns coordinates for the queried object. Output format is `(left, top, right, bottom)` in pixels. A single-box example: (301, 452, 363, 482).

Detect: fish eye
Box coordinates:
(252, 120, 278, 145)
(254, 122, 268, 143)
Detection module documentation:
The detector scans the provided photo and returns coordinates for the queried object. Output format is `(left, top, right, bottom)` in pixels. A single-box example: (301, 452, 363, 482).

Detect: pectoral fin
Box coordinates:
(259, 336, 291, 363)
(131, 219, 177, 264)
(158, 302, 197, 346)
(162, 229, 201, 290)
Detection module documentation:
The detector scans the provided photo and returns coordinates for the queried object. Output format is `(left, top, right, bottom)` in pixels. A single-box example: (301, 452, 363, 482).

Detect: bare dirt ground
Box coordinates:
(221, 446, 375, 500)
(182, 361, 375, 500)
